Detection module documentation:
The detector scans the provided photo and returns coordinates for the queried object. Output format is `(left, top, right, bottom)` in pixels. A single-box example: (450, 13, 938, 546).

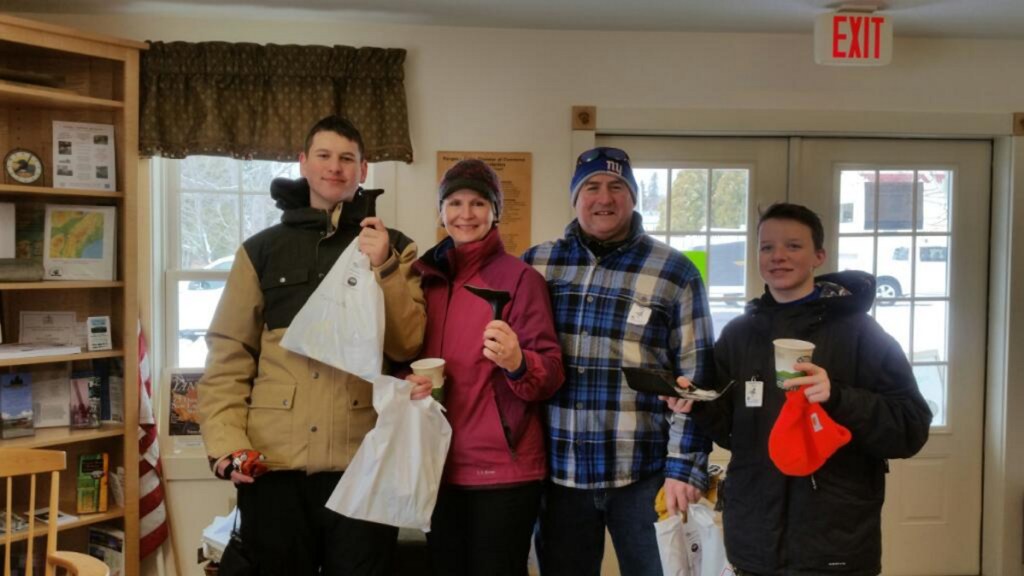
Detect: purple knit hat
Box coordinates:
(438, 159, 504, 221)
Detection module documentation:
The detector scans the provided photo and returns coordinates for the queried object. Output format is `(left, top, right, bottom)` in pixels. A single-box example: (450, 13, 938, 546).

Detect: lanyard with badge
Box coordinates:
(745, 373, 764, 408)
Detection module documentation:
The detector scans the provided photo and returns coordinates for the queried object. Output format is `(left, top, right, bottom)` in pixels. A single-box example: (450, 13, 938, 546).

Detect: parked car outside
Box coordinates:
(179, 256, 234, 343)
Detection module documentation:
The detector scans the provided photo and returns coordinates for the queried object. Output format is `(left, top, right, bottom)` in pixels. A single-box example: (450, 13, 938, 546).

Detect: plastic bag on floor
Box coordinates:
(325, 375, 451, 531)
(280, 241, 384, 381)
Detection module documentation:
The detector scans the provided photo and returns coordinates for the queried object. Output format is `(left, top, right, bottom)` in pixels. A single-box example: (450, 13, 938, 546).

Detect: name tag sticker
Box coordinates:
(627, 302, 652, 326)
(745, 379, 764, 408)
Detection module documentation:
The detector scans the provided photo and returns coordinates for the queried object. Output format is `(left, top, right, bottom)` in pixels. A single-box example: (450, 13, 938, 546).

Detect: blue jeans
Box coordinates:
(536, 473, 664, 576)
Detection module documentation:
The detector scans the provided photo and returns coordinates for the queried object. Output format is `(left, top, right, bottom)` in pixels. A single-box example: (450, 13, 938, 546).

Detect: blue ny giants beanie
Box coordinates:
(569, 147, 638, 207)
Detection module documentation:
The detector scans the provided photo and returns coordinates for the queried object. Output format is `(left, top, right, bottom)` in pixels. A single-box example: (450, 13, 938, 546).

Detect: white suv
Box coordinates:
(179, 256, 234, 341)
(840, 241, 948, 300)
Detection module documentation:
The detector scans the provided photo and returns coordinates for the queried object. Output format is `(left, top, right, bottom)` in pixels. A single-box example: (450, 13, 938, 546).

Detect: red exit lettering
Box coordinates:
(832, 15, 885, 59)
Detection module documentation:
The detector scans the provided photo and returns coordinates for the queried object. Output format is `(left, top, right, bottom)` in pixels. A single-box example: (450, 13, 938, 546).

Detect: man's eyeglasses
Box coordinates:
(576, 147, 630, 166)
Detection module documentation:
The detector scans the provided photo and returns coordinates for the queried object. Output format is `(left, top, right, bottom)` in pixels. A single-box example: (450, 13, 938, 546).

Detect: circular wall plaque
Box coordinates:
(4, 148, 44, 185)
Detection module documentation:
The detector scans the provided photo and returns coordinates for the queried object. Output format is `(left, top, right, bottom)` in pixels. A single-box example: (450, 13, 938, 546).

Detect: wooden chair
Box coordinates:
(1, 449, 109, 576)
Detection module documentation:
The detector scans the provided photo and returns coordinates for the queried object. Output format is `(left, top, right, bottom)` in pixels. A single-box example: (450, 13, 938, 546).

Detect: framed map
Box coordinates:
(42, 204, 116, 281)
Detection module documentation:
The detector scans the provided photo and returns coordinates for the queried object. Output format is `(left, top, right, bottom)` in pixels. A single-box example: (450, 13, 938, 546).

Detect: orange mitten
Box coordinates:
(768, 389, 851, 476)
(221, 449, 268, 479)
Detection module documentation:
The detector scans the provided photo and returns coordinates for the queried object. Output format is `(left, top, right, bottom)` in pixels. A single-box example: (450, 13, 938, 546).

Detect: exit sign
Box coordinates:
(814, 12, 893, 66)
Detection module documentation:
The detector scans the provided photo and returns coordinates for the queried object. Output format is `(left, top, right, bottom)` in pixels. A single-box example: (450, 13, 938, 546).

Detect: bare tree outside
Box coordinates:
(179, 156, 297, 269)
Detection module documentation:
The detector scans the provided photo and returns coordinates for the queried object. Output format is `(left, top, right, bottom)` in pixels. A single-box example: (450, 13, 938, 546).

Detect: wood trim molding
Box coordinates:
(596, 108, 1011, 138)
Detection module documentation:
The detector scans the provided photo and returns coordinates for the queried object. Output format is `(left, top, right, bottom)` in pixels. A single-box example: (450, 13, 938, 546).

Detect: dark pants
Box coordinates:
(536, 474, 665, 576)
(426, 482, 543, 576)
(236, 470, 398, 576)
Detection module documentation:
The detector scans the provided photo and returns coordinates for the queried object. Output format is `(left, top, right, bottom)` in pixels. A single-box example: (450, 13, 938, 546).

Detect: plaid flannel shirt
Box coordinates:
(522, 215, 714, 490)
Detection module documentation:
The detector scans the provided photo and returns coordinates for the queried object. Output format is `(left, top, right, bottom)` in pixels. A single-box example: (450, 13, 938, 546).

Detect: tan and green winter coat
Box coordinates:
(198, 178, 426, 474)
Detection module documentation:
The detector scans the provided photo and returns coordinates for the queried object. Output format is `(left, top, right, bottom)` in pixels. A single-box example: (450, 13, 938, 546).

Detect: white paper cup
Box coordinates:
(773, 339, 815, 389)
(411, 357, 446, 402)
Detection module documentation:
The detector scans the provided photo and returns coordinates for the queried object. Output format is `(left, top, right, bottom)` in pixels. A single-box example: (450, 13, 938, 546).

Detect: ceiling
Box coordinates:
(8, 0, 1024, 39)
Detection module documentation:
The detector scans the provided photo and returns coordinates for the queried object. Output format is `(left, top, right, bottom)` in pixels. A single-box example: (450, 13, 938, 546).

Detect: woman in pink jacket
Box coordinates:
(407, 158, 564, 576)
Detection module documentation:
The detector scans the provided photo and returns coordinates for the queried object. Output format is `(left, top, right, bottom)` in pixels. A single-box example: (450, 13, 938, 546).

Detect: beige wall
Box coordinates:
(19, 14, 1024, 251)
(18, 12, 1024, 576)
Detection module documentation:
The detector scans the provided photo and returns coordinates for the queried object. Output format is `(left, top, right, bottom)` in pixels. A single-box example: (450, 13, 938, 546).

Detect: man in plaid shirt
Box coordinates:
(523, 146, 714, 576)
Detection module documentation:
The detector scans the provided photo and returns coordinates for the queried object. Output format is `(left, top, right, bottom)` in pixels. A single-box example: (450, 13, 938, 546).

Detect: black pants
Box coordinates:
(236, 470, 398, 576)
(426, 482, 543, 576)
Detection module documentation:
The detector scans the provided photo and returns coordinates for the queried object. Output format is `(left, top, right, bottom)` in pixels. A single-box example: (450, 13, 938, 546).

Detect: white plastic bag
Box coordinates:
(280, 242, 384, 381)
(686, 503, 730, 576)
(655, 513, 690, 576)
(655, 503, 730, 576)
(325, 375, 452, 531)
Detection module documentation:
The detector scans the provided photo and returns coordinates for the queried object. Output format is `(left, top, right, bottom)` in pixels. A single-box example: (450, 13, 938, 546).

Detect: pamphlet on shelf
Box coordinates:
(168, 369, 202, 436)
(77, 452, 109, 514)
(19, 310, 76, 345)
(52, 121, 117, 191)
(14, 202, 44, 262)
(0, 342, 82, 359)
(0, 372, 34, 439)
(69, 372, 102, 429)
(31, 363, 71, 428)
(109, 466, 126, 508)
(0, 202, 14, 258)
(0, 510, 29, 535)
(30, 507, 79, 526)
(94, 358, 124, 423)
(42, 204, 116, 281)
(0, 258, 45, 282)
(88, 524, 125, 576)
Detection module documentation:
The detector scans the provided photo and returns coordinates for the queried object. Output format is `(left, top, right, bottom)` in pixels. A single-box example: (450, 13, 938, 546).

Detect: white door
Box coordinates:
(794, 138, 991, 576)
(605, 135, 991, 576)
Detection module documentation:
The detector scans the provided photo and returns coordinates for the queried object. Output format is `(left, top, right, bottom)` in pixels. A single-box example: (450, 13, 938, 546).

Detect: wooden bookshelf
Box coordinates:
(0, 507, 124, 545)
(0, 349, 124, 369)
(0, 423, 124, 449)
(0, 13, 145, 575)
(0, 183, 124, 199)
(0, 281, 124, 292)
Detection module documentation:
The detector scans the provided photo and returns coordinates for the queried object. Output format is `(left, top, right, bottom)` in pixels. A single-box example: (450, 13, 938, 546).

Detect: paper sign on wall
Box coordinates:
(436, 152, 532, 256)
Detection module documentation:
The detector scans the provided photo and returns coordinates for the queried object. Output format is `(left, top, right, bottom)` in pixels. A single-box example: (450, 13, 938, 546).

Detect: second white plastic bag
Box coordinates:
(325, 375, 452, 531)
(280, 242, 384, 381)
(655, 513, 690, 576)
(655, 503, 731, 576)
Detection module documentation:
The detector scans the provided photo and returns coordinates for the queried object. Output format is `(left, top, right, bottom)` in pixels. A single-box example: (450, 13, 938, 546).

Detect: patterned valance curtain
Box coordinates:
(139, 41, 413, 162)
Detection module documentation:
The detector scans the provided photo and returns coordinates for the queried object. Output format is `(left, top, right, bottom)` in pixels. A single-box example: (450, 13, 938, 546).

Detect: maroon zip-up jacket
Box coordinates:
(414, 228, 564, 486)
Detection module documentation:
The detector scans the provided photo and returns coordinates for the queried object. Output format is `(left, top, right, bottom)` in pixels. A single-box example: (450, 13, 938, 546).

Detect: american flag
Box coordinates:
(138, 322, 169, 557)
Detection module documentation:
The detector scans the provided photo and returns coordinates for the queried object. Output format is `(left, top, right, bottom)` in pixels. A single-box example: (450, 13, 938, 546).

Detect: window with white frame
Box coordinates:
(634, 166, 750, 338)
(162, 156, 299, 368)
(836, 168, 952, 426)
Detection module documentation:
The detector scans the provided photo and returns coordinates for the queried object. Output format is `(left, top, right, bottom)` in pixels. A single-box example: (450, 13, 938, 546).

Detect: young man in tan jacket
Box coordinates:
(198, 115, 426, 576)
